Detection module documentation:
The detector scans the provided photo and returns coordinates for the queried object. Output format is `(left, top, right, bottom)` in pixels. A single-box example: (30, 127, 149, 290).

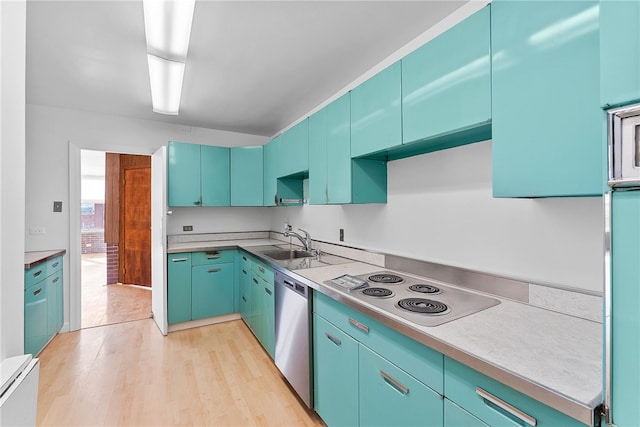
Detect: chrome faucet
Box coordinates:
(284, 228, 313, 252)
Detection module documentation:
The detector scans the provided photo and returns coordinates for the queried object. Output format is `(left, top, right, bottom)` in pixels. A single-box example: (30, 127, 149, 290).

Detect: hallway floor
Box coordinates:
(81, 253, 152, 329)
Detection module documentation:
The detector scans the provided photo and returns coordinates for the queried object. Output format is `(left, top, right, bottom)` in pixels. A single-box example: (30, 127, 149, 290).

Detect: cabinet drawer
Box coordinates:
(444, 357, 585, 427)
(24, 282, 48, 356)
(359, 345, 443, 427)
(191, 249, 234, 266)
(445, 399, 489, 427)
(47, 256, 63, 276)
(314, 292, 443, 393)
(25, 263, 47, 289)
(251, 259, 274, 285)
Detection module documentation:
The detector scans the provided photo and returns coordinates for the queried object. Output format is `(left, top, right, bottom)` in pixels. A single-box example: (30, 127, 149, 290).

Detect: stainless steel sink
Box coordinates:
(261, 249, 316, 260)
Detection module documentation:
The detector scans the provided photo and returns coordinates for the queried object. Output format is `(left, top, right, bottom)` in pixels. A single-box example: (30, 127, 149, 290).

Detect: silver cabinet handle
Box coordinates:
(258, 266, 265, 273)
(206, 255, 221, 259)
(265, 288, 272, 296)
(207, 268, 221, 273)
(348, 317, 369, 333)
(380, 370, 409, 395)
(51, 262, 59, 268)
(33, 270, 43, 278)
(242, 269, 247, 275)
(324, 331, 341, 346)
(242, 296, 247, 302)
(171, 258, 189, 262)
(242, 256, 247, 261)
(52, 277, 59, 283)
(33, 288, 42, 296)
(476, 387, 537, 426)
(253, 278, 259, 284)
(635, 124, 640, 167)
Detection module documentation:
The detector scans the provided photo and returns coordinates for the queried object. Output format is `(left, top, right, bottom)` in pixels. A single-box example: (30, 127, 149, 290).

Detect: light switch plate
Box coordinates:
(53, 201, 62, 212)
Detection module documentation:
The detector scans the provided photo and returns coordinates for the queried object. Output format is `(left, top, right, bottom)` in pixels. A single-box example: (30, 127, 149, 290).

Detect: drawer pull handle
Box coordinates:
(242, 269, 247, 275)
(207, 268, 221, 273)
(348, 317, 369, 333)
(253, 278, 259, 284)
(34, 288, 42, 296)
(476, 387, 537, 426)
(206, 255, 221, 259)
(258, 266, 265, 273)
(324, 332, 341, 346)
(33, 270, 42, 278)
(265, 288, 272, 296)
(380, 370, 409, 395)
(171, 258, 189, 262)
(242, 296, 247, 302)
(242, 256, 247, 261)
(52, 277, 59, 283)
(51, 262, 59, 268)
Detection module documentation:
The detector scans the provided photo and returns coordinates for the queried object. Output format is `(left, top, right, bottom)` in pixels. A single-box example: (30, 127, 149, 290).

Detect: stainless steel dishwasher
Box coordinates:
(274, 270, 313, 408)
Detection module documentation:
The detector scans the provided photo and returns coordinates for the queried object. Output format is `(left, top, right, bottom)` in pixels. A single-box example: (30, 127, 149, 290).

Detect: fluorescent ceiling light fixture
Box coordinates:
(143, 0, 195, 115)
(143, 0, 195, 61)
(147, 54, 186, 115)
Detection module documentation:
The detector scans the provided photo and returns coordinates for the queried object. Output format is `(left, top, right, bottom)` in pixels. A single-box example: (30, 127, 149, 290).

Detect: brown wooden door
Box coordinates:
(121, 162, 151, 286)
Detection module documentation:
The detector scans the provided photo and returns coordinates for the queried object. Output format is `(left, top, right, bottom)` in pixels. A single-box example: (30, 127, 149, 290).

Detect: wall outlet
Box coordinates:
(284, 223, 292, 232)
(183, 225, 193, 232)
(53, 201, 62, 212)
(30, 227, 46, 235)
(339, 228, 344, 242)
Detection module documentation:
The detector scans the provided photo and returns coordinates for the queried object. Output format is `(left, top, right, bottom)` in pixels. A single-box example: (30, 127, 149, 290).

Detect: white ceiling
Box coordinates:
(26, 1, 467, 138)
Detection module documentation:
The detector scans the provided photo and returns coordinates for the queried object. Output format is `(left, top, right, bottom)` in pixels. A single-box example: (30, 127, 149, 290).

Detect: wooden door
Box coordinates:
(120, 156, 151, 286)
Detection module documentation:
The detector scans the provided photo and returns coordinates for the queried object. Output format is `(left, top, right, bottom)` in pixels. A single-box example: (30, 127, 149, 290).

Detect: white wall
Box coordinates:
(25, 104, 269, 329)
(1, 0, 27, 360)
(270, 141, 604, 294)
(166, 207, 271, 235)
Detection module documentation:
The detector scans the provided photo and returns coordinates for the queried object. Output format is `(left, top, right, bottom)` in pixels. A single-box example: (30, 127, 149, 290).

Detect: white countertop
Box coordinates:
(168, 238, 602, 423)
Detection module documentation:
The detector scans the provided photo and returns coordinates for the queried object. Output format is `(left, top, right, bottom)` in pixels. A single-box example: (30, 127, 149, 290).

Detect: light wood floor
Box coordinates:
(81, 253, 152, 329)
(37, 318, 325, 427)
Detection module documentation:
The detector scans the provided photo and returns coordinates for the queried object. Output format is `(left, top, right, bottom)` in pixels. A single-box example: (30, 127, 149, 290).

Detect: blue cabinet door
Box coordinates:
(351, 61, 402, 158)
(24, 282, 47, 356)
(600, 0, 640, 108)
(262, 282, 275, 358)
(279, 119, 309, 178)
(167, 253, 192, 324)
(359, 345, 443, 427)
(238, 258, 251, 321)
(201, 145, 230, 206)
(168, 141, 202, 206)
(191, 263, 234, 320)
(248, 272, 264, 339)
(263, 138, 279, 206)
(445, 399, 489, 427)
(231, 146, 263, 206)
(313, 314, 359, 427)
(327, 93, 353, 204)
(491, 1, 604, 197)
(46, 270, 62, 338)
(402, 6, 491, 150)
(611, 191, 640, 426)
(308, 107, 328, 204)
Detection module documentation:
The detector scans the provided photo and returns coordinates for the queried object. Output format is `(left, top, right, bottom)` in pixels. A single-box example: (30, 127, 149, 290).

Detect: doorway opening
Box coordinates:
(80, 150, 152, 328)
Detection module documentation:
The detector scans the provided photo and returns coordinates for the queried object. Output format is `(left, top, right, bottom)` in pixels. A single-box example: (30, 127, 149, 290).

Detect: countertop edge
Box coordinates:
(169, 239, 600, 426)
(24, 249, 67, 269)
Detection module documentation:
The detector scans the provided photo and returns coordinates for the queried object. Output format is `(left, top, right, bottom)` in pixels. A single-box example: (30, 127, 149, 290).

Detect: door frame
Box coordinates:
(69, 143, 165, 332)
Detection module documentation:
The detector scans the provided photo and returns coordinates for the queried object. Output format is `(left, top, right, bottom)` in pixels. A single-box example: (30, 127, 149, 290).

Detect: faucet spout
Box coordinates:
(284, 228, 312, 252)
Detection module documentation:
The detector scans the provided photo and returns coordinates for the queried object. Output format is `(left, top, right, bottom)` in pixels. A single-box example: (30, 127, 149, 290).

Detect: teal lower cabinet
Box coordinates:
(168, 253, 193, 324)
(191, 263, 234, 320)
(444, 357, 585, 427)
(611, 190, 640, 427)
(24, 254, 64, 356)
(238, 252, 275, 358)
(359, 345, 443, 427)
(168, 250, 236, 325)
(444, 399, 488, 427)
(313, 314, 360, 427)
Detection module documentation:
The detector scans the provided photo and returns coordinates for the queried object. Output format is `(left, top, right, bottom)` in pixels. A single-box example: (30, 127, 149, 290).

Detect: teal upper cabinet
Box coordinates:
(491, 0, 604, 198)
(200, 145, 230, 206)
(309, 93, 387, 204)
(263, 138, 279, 206)
(168, 141, 231, 207)
(168, 141, 202, 206)
(230, 146, 264, 206)
(351, 61, 402, 158)
(600, 0, 640, 108)
(279, 119, 309, 178)
(401, 6, 491, 153)
(308, 106, 328, 204)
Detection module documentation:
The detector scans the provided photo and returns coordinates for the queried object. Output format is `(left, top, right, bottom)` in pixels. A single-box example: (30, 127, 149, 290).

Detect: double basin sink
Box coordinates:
(255, 245, 351, 270)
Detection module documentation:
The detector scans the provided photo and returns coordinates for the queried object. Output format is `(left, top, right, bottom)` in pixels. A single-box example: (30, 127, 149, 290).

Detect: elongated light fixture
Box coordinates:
(143, 0, 195, 115)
